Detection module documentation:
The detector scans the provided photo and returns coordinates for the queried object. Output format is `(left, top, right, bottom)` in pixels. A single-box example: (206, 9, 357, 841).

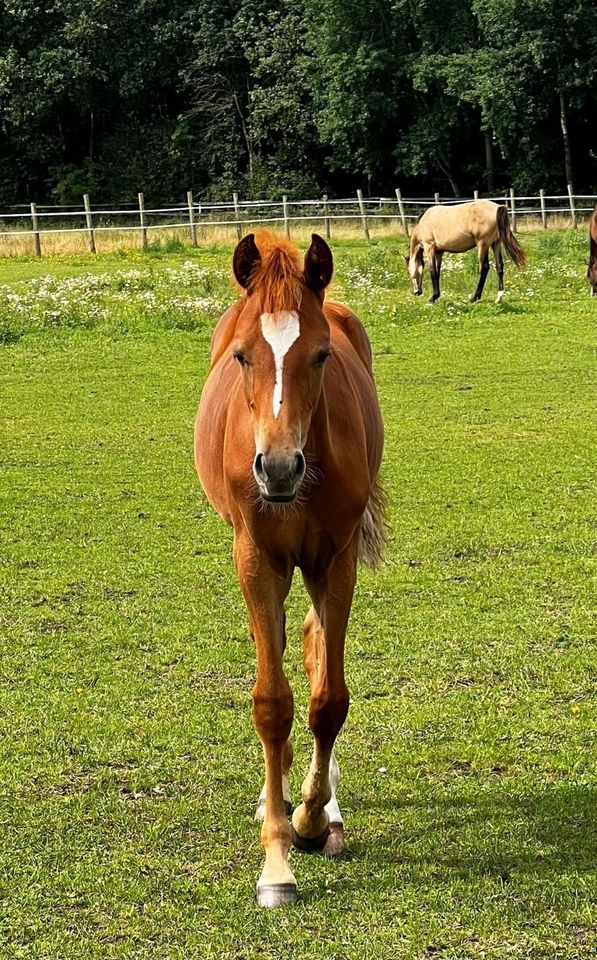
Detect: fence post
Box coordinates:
(434, 192, 440, 204)
(138, 192, 148, 249)
(187, 191, 197, 247)
(233, 192, 242, 241)
(323, 194, 331, 240)
(395, 188, 409, 237)
(567, 183, 577, 228)
(30, 202, 41, 257)
(509, 188, 517, 232)
(473, 189, 479, 201)
(282, 195, 290, 238)
(539, 189, 547, 229)
(83, 193, 96, 254)
(356, 189, 370, 241)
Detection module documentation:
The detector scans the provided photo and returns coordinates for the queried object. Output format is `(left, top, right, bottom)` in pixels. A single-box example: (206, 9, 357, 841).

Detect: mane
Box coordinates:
(250, 230, 303, 314)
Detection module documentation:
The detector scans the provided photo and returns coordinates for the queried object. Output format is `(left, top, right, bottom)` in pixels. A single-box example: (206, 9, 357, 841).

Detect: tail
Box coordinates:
(358, 477, 389, 570)
(496, 205, 526, 267)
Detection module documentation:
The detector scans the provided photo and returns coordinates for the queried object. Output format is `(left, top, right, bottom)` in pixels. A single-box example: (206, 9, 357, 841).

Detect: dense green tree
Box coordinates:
(0, 0, 595, 204)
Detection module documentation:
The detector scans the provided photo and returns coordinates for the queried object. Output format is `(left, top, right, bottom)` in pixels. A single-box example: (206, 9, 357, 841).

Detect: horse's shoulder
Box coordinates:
(323, 300, 373, 367)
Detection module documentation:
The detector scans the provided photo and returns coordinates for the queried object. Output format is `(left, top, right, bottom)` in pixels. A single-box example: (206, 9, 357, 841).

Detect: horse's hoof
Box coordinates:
(256, 882, 298, 908)
(322, 822, 345, 858)
(291, 822, 330, 853)
(255, 799, 293, 821)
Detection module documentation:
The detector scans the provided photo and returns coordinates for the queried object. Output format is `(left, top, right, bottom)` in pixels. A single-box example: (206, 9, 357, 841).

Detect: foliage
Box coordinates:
(0, 0, 596, 203)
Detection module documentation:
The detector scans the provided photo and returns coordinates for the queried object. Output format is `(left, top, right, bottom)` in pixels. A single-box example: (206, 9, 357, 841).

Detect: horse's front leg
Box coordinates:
(426, 243, 441, 304)
(233, 533, 296, 907)
(291, 538, 357, 854)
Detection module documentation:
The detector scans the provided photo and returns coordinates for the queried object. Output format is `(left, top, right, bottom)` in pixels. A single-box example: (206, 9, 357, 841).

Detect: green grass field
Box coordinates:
(1, 231, 595, 959)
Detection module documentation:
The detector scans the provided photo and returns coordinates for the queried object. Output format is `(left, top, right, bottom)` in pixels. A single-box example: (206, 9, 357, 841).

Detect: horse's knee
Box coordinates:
(309, 684, 349, 745)
(252, 683, 294, 743)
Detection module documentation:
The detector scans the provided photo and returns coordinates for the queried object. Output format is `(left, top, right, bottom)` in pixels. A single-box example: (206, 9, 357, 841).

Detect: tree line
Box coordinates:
(0, 0, 595, 206)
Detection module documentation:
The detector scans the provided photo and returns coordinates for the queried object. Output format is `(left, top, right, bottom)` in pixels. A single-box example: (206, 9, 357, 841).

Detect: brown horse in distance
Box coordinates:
(406, 199, 526, 304)
(588, 204, 597, 296)
(194, 231, 386, 907)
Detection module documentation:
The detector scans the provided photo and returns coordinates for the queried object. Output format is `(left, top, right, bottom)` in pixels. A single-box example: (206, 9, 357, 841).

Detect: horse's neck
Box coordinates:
(409, 229, 423, 255)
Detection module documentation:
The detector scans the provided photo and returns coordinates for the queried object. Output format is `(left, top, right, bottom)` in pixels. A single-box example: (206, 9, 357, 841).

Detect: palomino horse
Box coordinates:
(195, 231, 385, 907)
(406, 199, 526, 303)
(588, 204, 597, 296)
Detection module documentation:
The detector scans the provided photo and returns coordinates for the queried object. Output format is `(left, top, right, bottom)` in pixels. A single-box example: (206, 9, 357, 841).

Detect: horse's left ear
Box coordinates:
(233, 233, 261, 290)
(304, 234, 333, 296)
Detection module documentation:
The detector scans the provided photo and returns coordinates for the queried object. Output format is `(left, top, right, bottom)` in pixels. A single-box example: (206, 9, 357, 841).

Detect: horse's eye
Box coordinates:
(233, 351, 249, 367)
(316, 349, 332, 365)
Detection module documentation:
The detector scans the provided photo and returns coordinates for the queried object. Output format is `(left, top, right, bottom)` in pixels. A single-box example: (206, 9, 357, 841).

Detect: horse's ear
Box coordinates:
(233, 233, 261, 290)
(304, 234, 333, 295)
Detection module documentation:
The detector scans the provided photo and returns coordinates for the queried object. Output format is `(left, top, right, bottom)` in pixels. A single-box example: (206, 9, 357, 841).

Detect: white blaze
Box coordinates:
(260, 310, 300, 418)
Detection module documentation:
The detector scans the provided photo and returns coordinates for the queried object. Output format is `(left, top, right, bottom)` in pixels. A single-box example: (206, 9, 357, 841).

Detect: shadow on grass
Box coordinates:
(363, 782, 597, 878)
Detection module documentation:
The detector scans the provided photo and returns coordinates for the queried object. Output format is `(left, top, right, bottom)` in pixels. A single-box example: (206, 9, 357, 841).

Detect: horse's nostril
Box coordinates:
(294, 451, 306, 478)
(254, 452, 266, 480)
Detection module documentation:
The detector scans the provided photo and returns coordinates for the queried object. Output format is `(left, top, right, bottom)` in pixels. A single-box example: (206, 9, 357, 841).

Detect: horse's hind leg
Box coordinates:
(291, 540, 357, 855)
(234, 534, 296, 907)
(493, 241, 505, 301)
(301, 606, 345, 854)
(471, 242, 490, 302)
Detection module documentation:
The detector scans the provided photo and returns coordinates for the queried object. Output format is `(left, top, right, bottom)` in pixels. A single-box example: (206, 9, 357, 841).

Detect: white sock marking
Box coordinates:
(324, 751, 343, 825)
(260, 311, 300, 418)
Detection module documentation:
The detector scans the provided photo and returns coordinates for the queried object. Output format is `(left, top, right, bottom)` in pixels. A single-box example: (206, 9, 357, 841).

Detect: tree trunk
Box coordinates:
(89, 108, 94, 162)
(437, 157, 462, 197)
(232, 90, 254, 178)
(559, 90, 574, 191)
(484, 129, 494, 193)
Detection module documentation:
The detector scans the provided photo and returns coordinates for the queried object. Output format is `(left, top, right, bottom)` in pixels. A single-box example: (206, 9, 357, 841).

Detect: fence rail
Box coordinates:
(0, 188, 595, 257)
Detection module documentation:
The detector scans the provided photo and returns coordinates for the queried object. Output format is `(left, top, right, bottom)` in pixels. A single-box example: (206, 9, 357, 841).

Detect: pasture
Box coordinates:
(0, 231, 595, 958)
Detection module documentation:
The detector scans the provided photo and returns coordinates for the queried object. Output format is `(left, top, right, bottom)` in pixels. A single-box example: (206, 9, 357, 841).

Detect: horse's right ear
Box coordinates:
(233, 233, 261, 289)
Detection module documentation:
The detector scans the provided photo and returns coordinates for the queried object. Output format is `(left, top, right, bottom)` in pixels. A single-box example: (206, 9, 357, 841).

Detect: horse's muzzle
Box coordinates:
(253, 450, 306, 502)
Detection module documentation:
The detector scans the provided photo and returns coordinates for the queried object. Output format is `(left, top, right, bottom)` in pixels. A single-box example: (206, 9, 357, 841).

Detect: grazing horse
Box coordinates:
(405, 199, 526, 304)
(588, 204, 597, 296)
(194, 231, 386, 907)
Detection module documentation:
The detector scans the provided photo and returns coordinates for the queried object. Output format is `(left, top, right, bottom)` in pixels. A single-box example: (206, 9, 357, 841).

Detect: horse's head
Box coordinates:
(588, 255, 597, 297)
(405, 250, 424, 296)
(231, 231, 333, 504)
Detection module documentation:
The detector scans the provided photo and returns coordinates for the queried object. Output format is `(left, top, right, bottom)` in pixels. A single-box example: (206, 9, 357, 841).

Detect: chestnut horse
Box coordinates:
(194, 231, 385, 907)
(588, 204, 597, 296)
(406, 199, 526, 304)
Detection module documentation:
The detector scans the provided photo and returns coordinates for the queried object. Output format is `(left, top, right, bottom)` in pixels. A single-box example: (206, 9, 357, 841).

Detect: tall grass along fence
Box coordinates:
(1, 187, 595, 258)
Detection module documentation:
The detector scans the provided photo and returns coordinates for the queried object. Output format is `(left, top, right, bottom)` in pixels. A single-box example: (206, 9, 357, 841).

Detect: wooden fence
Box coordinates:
(0, 187, 595, 257)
